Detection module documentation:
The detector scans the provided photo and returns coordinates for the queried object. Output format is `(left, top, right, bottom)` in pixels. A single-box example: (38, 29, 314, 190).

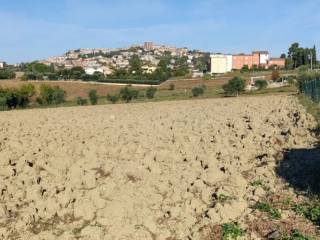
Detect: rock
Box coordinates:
(266, 229, 280, 239)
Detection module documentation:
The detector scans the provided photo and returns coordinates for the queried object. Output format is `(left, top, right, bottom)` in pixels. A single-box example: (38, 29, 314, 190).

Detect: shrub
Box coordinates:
(76, 97, 88, 106)
(169, 83, 175, 91)
(88, 89, 98, 105)
(0, 97, 7, 111)
(146, 87, 157, 99)
(39, 85, 66, 105)
(0, 68, 16, 79)
(292, 202, 320, 226)
(271, 70, 280, 81)
(120, 86, 139, 103)
(192, 86, 205, 97)
(254, 79, 268, 90)
(107, 94, 119, 104)
(222, 223, 245, 240)
(203, 73, 211, 80)
(222, 77, 246, 96)
(287, 76, 296, 85)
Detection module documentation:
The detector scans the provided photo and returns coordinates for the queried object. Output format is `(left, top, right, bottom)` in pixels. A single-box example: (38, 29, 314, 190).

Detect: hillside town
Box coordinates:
(38, 42, 207, 77)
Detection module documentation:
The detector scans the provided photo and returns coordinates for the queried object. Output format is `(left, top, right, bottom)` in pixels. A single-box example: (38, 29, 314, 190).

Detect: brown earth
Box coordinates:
(0, 95, 319, 239)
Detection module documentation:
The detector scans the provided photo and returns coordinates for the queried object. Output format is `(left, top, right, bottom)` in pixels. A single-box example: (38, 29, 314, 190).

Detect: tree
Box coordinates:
(146, 87, 157, 99)
(271, 70, 280, 81)
(254, 80, 268, 90)
(88, 89, 98, 105)
(222, 77, 246, 96)
(129, 55, 143, 76)
(119, 86, 139, 103)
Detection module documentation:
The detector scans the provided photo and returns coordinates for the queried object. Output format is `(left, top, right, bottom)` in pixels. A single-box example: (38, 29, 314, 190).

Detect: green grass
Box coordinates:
(281, 230, 314, 240)
(298, 94, 320, 135)
(252, 202, 281, 219)
(221, 223, 245, 240)
(292, 201, 320, 227)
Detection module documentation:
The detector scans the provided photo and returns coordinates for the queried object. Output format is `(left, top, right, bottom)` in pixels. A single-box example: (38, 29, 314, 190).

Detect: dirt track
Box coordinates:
(0, 95, 318, 239)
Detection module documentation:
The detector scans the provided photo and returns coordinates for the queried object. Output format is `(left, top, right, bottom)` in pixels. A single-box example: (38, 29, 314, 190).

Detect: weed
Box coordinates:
(252, 202, 281, 219)
(292, 202, 320, 226)
(281, 229, 314, 240)
(218, 194, 234, 203)
(250, 179, 270, 191)
(222, 223, 245, 240)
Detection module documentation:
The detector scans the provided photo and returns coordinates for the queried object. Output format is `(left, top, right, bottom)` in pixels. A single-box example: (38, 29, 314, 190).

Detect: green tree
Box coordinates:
(0, 68, 16, 79)
(39, 85, 66, 105)
(120, 86, 139, 103)
(222, 77, 246, 96)
(76, 97, 88, 106)
(146, 87, 157, 99)
(129, 55, 143, 76)
(88, 89, 98, 105)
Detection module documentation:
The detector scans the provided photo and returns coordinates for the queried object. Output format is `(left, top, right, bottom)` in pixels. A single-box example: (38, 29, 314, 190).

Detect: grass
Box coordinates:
(252, 202, 281, 219)
(281, 230, 314, 240)
(292, 201, 320, 227)
(298, 94, 320, 135)
(221, 223, 245, 240)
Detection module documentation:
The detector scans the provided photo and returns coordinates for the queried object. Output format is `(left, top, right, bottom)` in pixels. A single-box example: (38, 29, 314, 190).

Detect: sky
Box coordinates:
(0, 0, 319, 63)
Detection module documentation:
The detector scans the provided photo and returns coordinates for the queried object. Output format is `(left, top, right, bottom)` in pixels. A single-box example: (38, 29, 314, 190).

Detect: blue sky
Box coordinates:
(0, 0, 319, 63)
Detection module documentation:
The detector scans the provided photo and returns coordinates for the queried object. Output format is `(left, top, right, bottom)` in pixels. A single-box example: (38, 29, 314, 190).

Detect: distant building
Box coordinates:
(0, 61, 5, 68)
(210, 50, 284, 73)
(268, 58, 285, 69)
(210, 54, 232, 74)
(144, 42, 155, 51)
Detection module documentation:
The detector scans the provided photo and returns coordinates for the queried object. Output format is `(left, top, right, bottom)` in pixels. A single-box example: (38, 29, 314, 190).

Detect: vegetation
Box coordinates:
(292, 201, 320, 226)
(271, 70, 280, 81)
(88, 89, 98, 105)
(221, 223, 245, 240)
(254, 79, 268, 90)
(107, 94, 120, 104)
(0, 84, 35, 109)
(76, 97, 88, 106)
(119, 86, 139, 103)
(222, 77, 246, 96)
(0, 68, 16, 79)
(146, 87, 157, 99)
(281, 230, 314, 240)
(252, 202, 281, 219)
(192, 85, 206, 97)
(285, 43, 317, 69)
(169, 83, 175, 91)
(38, 85, 66, 105)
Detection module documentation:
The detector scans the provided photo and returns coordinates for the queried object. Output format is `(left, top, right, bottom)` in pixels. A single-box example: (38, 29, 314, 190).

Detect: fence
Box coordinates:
(299, 79, 320, 103)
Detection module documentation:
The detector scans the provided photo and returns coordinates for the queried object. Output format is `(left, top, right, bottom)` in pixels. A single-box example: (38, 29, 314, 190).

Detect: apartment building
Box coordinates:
(210, 54, 233, 74)
(210, 50, 285, 74)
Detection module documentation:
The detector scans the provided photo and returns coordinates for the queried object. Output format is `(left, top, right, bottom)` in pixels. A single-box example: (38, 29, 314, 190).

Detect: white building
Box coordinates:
(210, 54, 233, 74)
(85, 67, 103, 75)
(0, 61, 5, 68)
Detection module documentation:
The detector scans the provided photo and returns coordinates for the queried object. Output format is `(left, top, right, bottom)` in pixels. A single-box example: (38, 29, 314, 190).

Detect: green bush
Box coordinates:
(254, 79, 268, 90)
(0, 97, 7, 111)
(120, 86, 139, 103)
(0, 68, 16, 79)
(39, 85, 66, 105)
(88, 89, 98, 105)
(222, 223, 245, 240)
(146, 87, 157, 99)
(192, 86, 205, 97)
(222, 77, 246, 96)
(76, 97, 88, 106)
(107, 94, 119, 104)
(292, 202, 320, 226)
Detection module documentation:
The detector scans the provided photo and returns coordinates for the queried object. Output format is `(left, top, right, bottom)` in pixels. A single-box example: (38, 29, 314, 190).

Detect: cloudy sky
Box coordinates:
(0, 0, 319, 63)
